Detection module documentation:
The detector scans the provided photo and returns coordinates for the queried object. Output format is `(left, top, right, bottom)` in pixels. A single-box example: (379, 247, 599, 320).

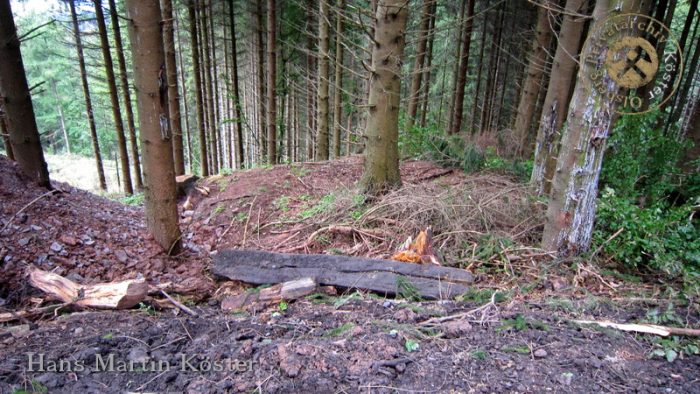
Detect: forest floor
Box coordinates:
(0, 154, 699, 393)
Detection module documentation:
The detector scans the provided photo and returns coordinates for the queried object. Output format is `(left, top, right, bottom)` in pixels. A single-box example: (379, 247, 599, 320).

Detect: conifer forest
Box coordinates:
(0, 0, 699, 392)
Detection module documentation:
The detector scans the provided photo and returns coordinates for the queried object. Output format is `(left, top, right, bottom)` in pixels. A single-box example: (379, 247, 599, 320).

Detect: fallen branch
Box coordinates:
(221, 277, 317, 311)
(0, 303, 69, 323)
(28, 266, 147, 309)
(160, 290, 198, 316)
(574, 320, 700, 337)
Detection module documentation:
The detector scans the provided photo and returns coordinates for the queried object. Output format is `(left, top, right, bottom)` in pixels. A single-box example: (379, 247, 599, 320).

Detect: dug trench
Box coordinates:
(1, 155, 699, 393)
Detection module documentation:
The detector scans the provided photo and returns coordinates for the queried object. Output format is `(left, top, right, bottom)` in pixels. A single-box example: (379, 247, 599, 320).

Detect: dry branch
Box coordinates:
(28, 266, 147, 309)
(575, 320, 700, 337)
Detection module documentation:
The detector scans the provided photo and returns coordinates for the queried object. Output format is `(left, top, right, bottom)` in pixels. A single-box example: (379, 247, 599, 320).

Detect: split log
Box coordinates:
(28, 266, 147, 309)
(221, 277, 317, 311)
(212, 250, 473, 300)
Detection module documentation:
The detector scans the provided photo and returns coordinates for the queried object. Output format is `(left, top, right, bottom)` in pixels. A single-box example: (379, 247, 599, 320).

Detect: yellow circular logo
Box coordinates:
(581, 14, 683, 115)
(605, 37, 658, 89)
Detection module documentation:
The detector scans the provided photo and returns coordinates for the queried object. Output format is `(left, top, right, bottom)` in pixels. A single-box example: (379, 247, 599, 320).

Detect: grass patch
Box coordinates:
(299, 193, 335, 219)
(120, 193, 144, 206)
(501, 344, 530, 354)
(273, 195, 291, 212)
(471, 349, 488, 360)
(324, 322, 355, 338)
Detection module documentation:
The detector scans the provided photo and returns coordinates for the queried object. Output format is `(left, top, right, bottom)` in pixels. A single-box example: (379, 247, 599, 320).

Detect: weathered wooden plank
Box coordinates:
(212, 250, 472, 299)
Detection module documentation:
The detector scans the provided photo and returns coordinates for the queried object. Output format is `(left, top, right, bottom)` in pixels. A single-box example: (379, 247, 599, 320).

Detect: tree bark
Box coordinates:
(332, 0, 345, 158)
(406, 0, 433, 132)
(94, 0, 132, 195)
(0, 100, 14, 160)
(125, 0, 181, 253)
(361, 0, 408, 195)
(449, 0, 476, 135)
(531, 0, 588, 195)
(514, 1, 554, 154)
(175, 12, 194, 173)
(266, 0, 277, 164)
(228, 0, 245, 169)
(315, 0, 331, 160)
(188, 0, 208, 176)
(207, 1, 221, 172)
(108, 0, 143, 190)
(542, 0, 643, 255)
(0, 0, 50, 187)
(161, 0, 185, 176)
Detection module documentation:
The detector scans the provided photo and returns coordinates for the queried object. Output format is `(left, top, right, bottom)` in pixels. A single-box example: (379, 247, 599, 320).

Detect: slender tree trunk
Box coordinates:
(419, 0, 437, 128)
(664, 0, 698, 127)
(228, 0, 244, 169)
(175, 13, 193, 173)
(315, 0, 331, 160)
(68, 0, 105, 190)
(449, 0, 475, 135)
(0, 0, 50, 186)
(161, 0, 185, 176)
(542, 0, 642, 255)
(406, 0, 432, 132)
(108, 0, 142, 190)
(125, 0, 180, 253)
(305, 1, 316, 161)
(188, 0, 208, 175)
(332, 0, 345, 158)
(50, 81, 71, 154)
(256, 0, 267, 162)
(681, 96, 700, 170)
(481, 4, 504, 135)
(514, 1, 554, 154)
(446, 0, 468, 134)
(470, 14, 487, 132)
(531, 0, 588, 195)
(94, 0, 133, 195)
(265, 0, 277, 164)
(208, 0, 221, 171)
(201, 0, 218, 173)
(362, 0, 408, 195)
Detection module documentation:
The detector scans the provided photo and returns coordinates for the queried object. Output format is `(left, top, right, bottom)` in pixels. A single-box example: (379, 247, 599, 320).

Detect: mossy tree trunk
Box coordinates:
(125, 0, 181, 253)
(531, 0, 588, 195)
(361, 0, 408, 195)
(542, 0, 643, 255)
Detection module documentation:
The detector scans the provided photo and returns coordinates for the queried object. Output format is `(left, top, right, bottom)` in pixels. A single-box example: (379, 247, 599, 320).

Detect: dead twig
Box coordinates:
(160, 290, 198, 317)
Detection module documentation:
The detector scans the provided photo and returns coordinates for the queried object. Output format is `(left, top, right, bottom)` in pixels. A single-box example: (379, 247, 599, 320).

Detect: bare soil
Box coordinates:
(1, 155, 699, 393)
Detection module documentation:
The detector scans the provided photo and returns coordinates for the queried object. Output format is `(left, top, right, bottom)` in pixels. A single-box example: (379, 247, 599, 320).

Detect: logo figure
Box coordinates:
(606, 37, 658, 89)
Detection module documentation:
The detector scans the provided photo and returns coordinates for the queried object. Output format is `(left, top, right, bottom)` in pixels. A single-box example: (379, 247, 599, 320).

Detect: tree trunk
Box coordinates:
(125, 0, 181, 253)
(266, 0, 277, 164)
(108, 0, 143, 190)
(188, 0, 208, 176)
(69, 0, 106, 190)
(446, 0, 468, 134)
(332, 0, 345, 158)
(175, 12, 193, 173)
(419, 0, 437, 128)
(161, 0, 185, 176)
(94, 0, 132, 195)
(305, 0, 316, 161)
(201, 0, 218, 174)
(207, 1, 221, 172)
(256, 0, 266, 162)
(449, 0, 476, 135)
(0, 0, 50, 187)
(681, 97, 699, 171)
(514, 1, 554, 154)
(470, 13, 488, 132)
(315, 0, 331, 161)
(228, 0, 245, 169)
(531, 0, 588, 195)
(406, 0, 433, 132)
(50, 81, 71, 155)
(542, 0, 643, 255)
(0, 100, 14, 160)
(361, 0, 408, 195)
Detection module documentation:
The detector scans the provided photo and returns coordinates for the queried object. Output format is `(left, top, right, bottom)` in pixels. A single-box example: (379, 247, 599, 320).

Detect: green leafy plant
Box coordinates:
(120, 193, 144, 206)
(324, 322, 355, 337)
(396, 276, 423, 302)
(405, 339, 420, 352)
(470, 349, 488, 360)
(273, 195, 291, 212)
(299, 193, 335, 219)
(278, 300, 288, 312)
